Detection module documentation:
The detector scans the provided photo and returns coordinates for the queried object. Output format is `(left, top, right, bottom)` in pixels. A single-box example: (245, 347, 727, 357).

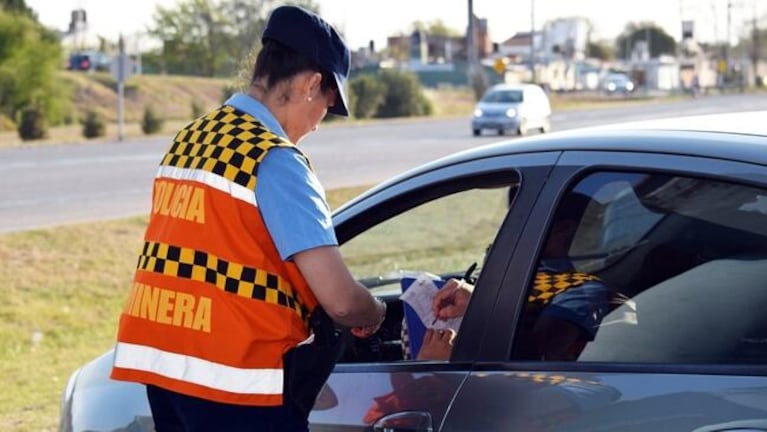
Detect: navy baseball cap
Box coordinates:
(262, 5, 351, 117)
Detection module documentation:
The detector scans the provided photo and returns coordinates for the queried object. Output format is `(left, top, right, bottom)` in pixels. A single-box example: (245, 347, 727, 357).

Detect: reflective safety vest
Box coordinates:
(528, 271, 601, 305)
(111, 105, 319, 406)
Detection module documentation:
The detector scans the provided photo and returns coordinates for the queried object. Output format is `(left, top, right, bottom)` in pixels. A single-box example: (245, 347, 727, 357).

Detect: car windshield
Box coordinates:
(607, 74, 629, 82)
(481, 90, 523, 103)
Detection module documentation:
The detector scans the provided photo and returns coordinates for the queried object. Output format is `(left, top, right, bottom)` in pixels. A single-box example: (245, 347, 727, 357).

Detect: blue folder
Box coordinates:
(400, 277, 446, 359)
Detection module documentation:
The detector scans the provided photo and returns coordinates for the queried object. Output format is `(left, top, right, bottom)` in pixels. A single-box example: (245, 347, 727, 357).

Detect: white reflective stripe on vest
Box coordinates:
(156, 165, 257, 208)
(114, 342, 283, 394)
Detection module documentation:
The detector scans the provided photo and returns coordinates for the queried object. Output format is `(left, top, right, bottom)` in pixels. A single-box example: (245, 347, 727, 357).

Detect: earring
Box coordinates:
(307, 96, 312, 102)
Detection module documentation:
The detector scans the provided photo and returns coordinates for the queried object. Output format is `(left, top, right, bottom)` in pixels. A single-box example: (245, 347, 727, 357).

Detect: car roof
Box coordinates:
(473, 111, 767, 163)
(340, 111, 767, 211)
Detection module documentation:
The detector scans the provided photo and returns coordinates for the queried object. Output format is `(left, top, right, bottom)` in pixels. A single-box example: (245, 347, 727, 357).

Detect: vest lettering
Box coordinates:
(150, 180, 206, 224)
(170, 184, 190, 218)
(152, 182, 166, 215)
(156, 289, 174, 325)
(139, 284, 160, 321)
(192, 296, 212, 332)
(127, 283, 211, 332)
(129, 283, 143, 316)
(186, 188, 205, 223)
(159, 182, 176, 216)
(124, 282, 139, 315)
(173, 292, 195, 328)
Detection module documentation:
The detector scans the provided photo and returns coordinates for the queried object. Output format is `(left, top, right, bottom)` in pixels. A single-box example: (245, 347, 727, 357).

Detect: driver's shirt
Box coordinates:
(534, 258, 610, 340)
(225, 93, 337, 260)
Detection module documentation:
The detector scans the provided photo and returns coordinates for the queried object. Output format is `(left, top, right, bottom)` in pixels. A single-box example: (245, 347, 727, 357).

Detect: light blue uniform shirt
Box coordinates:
(224, 93, 338, 260)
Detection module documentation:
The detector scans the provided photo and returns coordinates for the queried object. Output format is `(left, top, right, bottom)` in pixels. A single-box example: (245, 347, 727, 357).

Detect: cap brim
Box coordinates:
(327, 71, 349, 117)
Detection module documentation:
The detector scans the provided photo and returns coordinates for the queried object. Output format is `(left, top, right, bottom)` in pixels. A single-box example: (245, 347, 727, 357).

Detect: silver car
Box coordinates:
(471, 83, 552, 136)
(61, 112, 767, 431)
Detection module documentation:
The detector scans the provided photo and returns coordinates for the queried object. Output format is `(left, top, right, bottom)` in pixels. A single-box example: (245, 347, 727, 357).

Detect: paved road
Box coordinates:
(2, 93, 767, 233)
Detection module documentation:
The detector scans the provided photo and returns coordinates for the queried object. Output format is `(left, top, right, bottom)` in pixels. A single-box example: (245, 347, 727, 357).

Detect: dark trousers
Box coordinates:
(146, 385, 308, 432)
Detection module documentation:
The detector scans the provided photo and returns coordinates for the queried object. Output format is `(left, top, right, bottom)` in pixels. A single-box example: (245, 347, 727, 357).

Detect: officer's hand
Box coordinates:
(351, 324, 380, 338)
(351, 298, 386, 338)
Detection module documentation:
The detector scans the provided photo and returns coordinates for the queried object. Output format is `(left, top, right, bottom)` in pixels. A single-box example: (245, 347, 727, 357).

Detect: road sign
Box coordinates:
(494, 58, 507, 75)
(111, 54, 134, 83)
(718, 59, 728, 74)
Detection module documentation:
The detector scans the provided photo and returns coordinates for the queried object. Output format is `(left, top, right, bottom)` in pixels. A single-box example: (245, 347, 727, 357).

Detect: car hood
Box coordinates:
(476, 101, 522, 110)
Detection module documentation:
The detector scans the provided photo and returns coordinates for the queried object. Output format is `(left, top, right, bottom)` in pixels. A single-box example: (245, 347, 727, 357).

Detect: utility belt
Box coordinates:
(282, 306, 345, 418)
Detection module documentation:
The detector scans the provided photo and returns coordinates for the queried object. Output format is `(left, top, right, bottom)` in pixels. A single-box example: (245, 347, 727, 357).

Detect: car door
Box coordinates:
(442, 150, 767, 431)
(308, 152, 560, 432)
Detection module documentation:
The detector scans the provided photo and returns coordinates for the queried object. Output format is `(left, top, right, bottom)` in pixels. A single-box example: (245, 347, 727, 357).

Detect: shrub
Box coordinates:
(221, 83, 240, 104)
(81, 110, 106, 139)
(0, 113, 16, 132)
(17, 105, 48, 141)
(349, 74, 386, 119)
(141, 106, 164, 135)
(191, 100, 205, 119)
(375, 70, 432, 118)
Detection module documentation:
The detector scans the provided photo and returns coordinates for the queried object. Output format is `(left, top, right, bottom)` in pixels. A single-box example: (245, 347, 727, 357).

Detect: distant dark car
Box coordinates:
(60, 112, 767, 431)
(601, 72, 635, 94)
(67, 51, 110, 72)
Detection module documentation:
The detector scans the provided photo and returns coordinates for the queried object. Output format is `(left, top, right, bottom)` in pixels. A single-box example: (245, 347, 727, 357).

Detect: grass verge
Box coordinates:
(0, 185, 368, 432)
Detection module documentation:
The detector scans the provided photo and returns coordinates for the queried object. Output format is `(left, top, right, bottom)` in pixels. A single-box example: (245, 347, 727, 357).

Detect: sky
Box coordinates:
(26, 0, 763, 51)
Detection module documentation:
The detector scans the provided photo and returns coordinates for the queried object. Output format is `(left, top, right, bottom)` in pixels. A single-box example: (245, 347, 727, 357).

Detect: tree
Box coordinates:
(149, 0, 229, 77)
(147, 0, 322, 78)
(0, 9, 66, 130)
(587, 41, 614, 60)
(0, 0, 35, 18)
(615, 22, 676, 60)
(412, 19, 461, 38)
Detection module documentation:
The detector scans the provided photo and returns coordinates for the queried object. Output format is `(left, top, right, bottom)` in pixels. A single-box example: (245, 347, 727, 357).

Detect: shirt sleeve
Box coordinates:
(256, 147, 338, 261)
(542, 281, 610, 340)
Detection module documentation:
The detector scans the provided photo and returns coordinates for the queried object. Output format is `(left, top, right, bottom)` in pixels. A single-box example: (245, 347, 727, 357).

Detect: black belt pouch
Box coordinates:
(282, 306, 346, 417)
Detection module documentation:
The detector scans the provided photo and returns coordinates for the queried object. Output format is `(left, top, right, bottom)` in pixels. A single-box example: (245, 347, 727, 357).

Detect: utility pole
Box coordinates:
(530, 0, 536, 82)
(726, 0, 732, 69)
(751, 7, 760, 86)
(466, 0, 486, 98)
(117, 34, 126, 142)
(467, 0, 476, 68)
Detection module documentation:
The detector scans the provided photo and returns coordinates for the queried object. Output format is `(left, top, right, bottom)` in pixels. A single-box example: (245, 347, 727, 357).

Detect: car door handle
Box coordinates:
(372, 410, 434, 432)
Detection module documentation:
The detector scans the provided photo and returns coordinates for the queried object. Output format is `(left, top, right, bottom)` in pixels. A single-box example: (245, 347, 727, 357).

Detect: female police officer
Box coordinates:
(111, 5, 385, 431)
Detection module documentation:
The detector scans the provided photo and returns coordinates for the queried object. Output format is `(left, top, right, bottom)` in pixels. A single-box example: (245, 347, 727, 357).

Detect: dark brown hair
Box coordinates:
(252, 39, 335, 93)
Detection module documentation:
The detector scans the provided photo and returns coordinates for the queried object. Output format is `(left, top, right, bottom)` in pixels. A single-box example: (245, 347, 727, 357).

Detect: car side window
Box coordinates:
(339, 184, 514, 363)
(342, 186, 511, 294)
(512, 171, 767, 364)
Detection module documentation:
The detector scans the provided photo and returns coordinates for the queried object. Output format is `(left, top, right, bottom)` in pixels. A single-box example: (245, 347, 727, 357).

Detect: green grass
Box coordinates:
(0, 186, 368, 432)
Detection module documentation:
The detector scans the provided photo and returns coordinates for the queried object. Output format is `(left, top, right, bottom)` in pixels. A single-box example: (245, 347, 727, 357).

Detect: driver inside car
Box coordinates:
(420, 192, 613, 361)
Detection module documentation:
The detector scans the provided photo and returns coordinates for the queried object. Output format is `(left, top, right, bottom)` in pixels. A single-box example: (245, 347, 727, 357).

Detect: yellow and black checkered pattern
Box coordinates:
(137, 241, 309, 321)
(527, 271, 601, 305)
(161, 106, 309, 190)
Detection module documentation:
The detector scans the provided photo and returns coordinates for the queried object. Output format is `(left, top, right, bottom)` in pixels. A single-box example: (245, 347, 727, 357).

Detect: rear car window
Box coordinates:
(512, 171, 767, 364)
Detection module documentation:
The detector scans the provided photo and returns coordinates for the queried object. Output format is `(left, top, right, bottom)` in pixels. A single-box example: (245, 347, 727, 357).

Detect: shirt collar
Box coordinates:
(224, 92, 288, 140)
(539, 257, 575, 272)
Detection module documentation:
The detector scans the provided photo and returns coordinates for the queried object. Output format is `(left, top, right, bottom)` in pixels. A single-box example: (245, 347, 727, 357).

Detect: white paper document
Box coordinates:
(399, 273, 462, 332)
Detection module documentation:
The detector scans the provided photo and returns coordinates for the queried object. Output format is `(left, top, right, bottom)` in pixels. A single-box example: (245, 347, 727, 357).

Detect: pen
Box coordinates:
(431, 264, 476, 326)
